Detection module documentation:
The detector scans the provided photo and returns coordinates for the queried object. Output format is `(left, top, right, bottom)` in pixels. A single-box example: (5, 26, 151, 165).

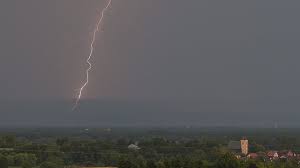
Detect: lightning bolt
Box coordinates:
(73, 0, 112, 110)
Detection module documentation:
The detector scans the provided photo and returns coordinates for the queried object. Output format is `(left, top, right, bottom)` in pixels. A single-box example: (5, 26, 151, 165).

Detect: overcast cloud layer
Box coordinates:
(1, 0, 300, 126)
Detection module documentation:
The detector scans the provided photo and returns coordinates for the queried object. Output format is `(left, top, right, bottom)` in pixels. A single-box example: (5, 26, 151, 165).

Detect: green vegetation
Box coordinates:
(0, 127, 299, 168)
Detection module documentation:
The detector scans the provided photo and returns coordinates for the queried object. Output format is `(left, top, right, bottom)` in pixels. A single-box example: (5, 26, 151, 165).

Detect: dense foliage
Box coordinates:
(0, 127, 299, 168)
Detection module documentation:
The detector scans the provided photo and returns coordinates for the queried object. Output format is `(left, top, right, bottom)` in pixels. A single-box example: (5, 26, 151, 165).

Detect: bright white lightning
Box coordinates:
(73, 0, 112, 110)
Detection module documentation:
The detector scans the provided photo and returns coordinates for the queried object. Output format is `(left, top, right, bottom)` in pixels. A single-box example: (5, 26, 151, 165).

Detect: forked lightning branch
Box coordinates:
(73, 0, 112, 110)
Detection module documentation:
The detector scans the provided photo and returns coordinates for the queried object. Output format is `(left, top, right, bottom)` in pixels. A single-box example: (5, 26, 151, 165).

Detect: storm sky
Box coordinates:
(1, 0, 300, 126)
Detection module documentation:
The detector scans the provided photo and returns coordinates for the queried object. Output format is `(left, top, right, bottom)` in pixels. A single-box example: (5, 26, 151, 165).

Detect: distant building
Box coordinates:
(228, 138, 248, 155)
(267, 151, 279, 160)
(247, 153, 259, 159)
(278, 150, 296, 159)
(241, 139, 248, 155)
(128, 144, 140, 150)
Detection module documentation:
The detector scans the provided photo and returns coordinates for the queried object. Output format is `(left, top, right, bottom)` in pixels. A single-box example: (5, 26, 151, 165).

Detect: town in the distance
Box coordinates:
(228, 137, 299, 161)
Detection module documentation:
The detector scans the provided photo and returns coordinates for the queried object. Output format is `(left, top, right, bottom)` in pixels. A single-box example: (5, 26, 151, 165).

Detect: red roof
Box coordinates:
(267, 151, 278, 157)
(278, 150, 295, 157)
(248, 153, 258, 159)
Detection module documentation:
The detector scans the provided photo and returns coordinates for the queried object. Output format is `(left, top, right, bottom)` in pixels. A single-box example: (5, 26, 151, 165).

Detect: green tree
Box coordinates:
(118, 156, 136, 168)
(3, 135, 16, 147)
(22, 160, 33, 168)
(14, 153, 37, 167)
(46, 156, 64, 168)
(40, 162, 60, 168)
(6, 155, 14, 166)
(252, 143, 265, 153)
(216, 153, 240, 168)
(156, 160, 166, 168)
(170, 157, 183, 168)
(146, 160, 157, 168)
(0, 154, 8, 168)
(190, 159, 204, 168)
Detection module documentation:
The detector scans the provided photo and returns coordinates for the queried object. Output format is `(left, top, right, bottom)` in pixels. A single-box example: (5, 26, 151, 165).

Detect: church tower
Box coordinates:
(240, 138, 248, 155)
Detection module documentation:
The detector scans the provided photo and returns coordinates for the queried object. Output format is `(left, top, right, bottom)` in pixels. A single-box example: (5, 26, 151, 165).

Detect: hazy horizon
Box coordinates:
(1, 99, 299, 127)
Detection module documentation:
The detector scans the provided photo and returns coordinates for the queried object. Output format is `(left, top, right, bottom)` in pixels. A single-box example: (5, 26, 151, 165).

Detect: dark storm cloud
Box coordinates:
(1, 0, 300, 126)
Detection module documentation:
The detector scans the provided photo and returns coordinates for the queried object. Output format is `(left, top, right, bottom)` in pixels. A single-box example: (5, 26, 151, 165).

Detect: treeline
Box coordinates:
(117, 153, 300, 168)
(0, 128, 299, 168)
(1, 151, 299, 168)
